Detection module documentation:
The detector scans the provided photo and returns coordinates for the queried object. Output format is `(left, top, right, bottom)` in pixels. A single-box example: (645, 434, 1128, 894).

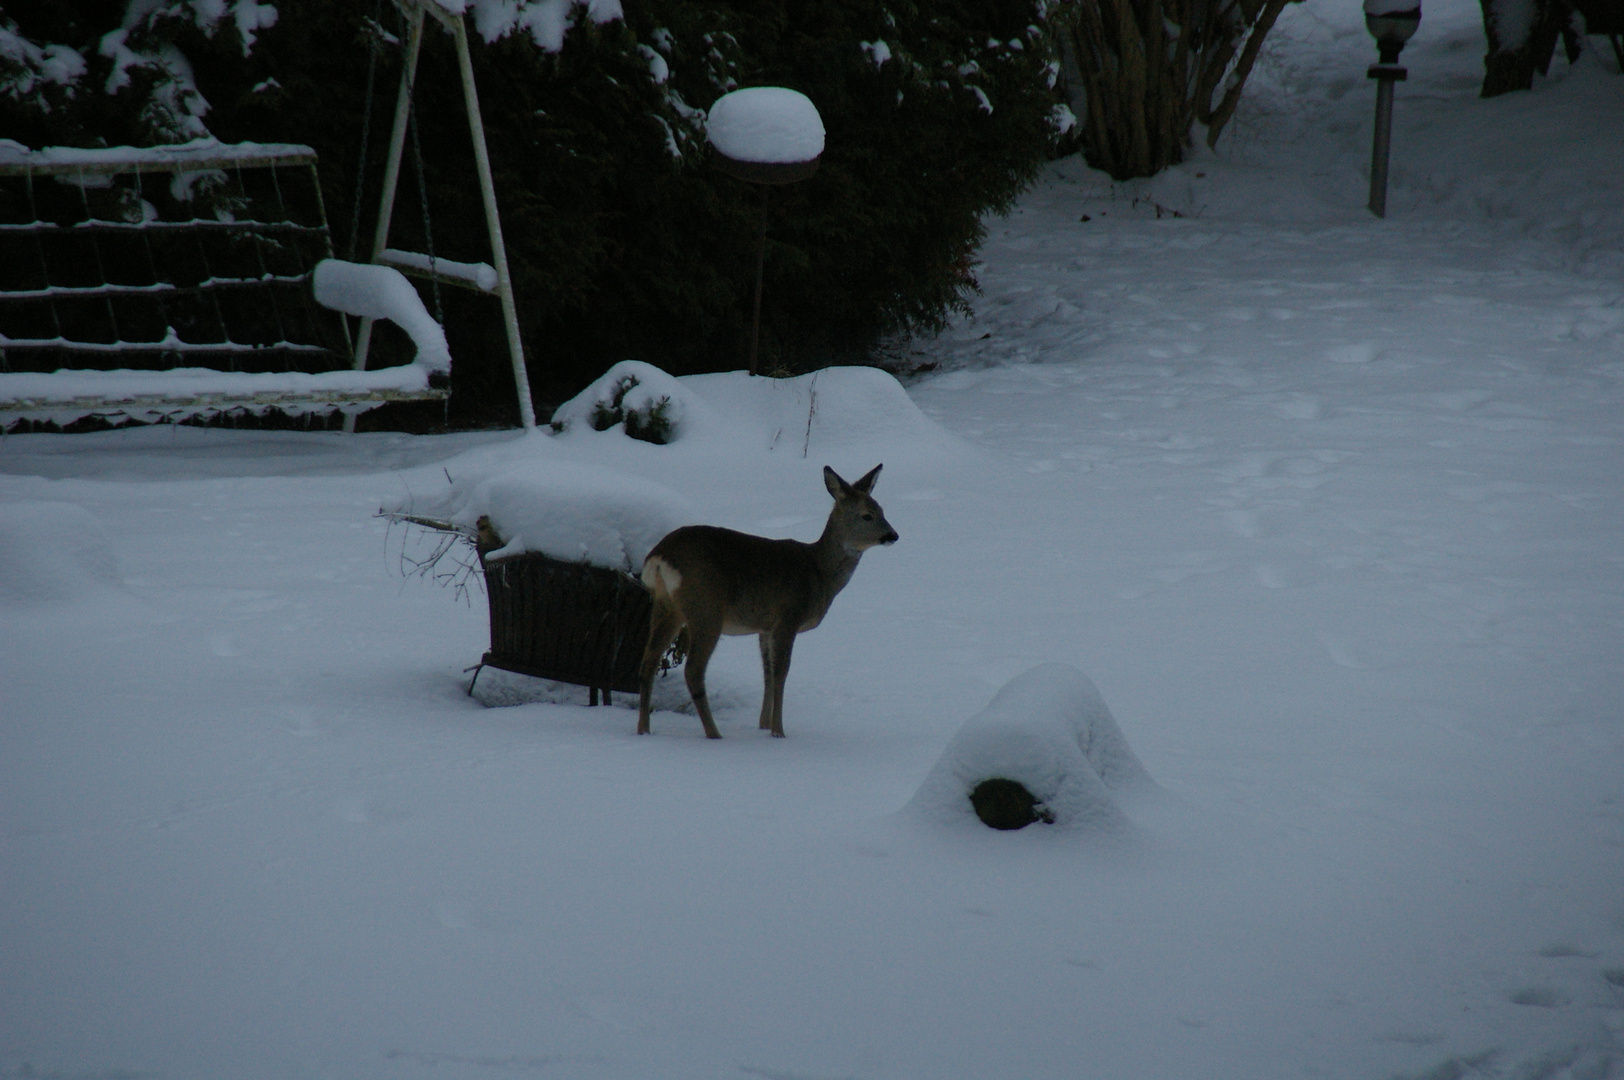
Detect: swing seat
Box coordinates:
(0, 139, 447, 427)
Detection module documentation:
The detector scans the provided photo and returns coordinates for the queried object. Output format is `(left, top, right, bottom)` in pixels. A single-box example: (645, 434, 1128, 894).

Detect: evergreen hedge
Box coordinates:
(2, 1, 1066, 425)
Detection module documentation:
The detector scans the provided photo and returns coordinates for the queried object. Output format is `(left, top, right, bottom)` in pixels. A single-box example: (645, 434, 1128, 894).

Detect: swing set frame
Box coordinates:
(353, 0, 537, 431)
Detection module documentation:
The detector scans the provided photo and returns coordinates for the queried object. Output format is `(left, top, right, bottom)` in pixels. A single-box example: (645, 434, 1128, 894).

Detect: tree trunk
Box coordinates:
(1059, 0, 1293, 181)
(1479, 0, 1572, 96)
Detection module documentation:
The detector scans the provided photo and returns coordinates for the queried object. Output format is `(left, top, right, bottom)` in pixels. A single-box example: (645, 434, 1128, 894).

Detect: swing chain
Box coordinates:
(346, 2, 388, 263)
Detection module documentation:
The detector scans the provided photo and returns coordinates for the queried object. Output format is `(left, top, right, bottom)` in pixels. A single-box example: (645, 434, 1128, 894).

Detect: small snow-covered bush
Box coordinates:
(551, 361, 701, 444)
(589, 376, 674, 444)
(907, 663, 1156, 833)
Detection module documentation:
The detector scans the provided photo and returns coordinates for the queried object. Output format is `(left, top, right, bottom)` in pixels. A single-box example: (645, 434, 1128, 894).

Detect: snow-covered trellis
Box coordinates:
(0, 139, 449, 427)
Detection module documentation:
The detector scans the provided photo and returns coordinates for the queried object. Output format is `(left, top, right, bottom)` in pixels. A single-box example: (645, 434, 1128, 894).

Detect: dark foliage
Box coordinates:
(2, 0, 1064, 425)
(1476, 0, 1597, 96)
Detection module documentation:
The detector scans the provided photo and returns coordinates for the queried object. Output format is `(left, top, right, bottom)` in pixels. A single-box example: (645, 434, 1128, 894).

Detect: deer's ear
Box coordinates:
(853, 464, 883, 494)
(824, 466, 849, 498)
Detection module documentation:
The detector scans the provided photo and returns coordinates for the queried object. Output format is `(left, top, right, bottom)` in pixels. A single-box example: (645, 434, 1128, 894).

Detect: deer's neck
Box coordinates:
(812, 515, 865, 602)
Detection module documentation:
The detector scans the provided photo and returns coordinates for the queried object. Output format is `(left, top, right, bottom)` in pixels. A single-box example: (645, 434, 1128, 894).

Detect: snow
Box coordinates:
(0, 136, 315, 173)
(380, 248, 499, 293)
(4, 0, 1624, 1077)
(0, 364, 436, 418)
(397, 360, 951, 568)
(468, 0, 624, 53)
(0, 27, 86, 101)
(861, 39, 893, 66)
(390, 436, 696, 571)
(312, 258, 452, 374)
(548, 358, 959, 459)
(905, 663, 1157, 832)
(0, 500, 120, 604)
(706, 86, 825, 164)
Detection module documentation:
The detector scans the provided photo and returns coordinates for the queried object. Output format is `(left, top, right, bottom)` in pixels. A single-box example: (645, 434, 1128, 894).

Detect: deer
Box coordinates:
(637, 464, 899, 739)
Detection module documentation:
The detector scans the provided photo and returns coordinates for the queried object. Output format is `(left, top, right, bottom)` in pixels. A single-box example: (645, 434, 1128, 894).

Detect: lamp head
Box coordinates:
(1364, 0, 1421, 63)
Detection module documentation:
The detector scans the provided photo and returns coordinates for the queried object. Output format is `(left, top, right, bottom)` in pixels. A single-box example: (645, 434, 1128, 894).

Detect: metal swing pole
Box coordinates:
(351, 2, 424, 379)
(442, 6, 536, 430)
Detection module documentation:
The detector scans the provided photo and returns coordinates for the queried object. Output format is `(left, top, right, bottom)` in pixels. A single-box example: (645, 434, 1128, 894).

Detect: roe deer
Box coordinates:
(637, 464, 899, 738)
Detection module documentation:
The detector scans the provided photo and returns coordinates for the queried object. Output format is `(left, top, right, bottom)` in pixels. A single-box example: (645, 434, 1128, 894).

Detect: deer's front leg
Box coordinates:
(758, 633, 775, 731)
(765, 624, 797, 738)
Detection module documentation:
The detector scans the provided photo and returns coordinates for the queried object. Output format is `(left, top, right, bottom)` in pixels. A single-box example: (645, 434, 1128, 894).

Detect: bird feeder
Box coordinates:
(706, 87, 825, 375)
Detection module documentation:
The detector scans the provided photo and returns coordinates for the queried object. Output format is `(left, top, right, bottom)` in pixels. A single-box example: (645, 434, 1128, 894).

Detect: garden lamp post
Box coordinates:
(707, 88, 824, 376)
(1365, 0, 1421, 218)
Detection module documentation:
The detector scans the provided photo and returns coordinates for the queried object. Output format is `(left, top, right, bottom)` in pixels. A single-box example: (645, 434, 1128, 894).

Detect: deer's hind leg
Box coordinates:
(680, 614, 725, 739)
(638, 602, 686, 735)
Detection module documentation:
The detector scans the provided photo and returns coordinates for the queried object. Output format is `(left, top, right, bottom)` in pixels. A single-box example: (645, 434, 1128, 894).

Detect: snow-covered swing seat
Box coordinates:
(0, 139, 450, 428)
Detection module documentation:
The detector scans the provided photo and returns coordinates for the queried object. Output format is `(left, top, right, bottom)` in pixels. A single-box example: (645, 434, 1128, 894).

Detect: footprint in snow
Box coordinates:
(1318, 634, 1364, 669)
(1255, 565, 1288, 589)
(1326, 342, 1381, 364)
(1226, 509, 1261, 538)
(1275, 395, 1323, 421)
(1508, 987, 1568, 1008)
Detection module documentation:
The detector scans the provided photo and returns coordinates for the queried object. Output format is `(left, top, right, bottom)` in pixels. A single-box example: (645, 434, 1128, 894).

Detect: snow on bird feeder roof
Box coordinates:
(707, 87, 824, 184)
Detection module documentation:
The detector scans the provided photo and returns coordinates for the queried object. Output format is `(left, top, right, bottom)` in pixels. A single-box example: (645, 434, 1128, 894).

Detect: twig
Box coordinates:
(802, 370, 820, 459)
(376, 509, 484, 605)
(378, 510, 477, 538)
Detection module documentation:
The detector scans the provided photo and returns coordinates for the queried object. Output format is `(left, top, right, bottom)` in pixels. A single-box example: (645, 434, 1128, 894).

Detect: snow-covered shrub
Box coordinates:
(551, 360, 701, 444)
(907, 663, 1156, 833)
(590, 377, 674, 443)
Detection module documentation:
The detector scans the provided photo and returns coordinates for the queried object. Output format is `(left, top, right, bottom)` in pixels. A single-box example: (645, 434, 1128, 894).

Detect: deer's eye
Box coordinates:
(861, 513, 874, 521)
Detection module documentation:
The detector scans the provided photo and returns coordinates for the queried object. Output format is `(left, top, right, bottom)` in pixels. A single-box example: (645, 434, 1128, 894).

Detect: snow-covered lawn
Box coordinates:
(3, 0, 1622, 1077)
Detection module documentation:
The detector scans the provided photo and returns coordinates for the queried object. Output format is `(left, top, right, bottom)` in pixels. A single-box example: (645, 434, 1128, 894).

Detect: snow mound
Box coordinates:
(686, 365, 952, 454)
(550, 362, 961, 459)
(312, 259, 451, 373)
(906, 663, 1156, 832)
(393, 443, 697, 572)
(706, 87, 825, 164)
(0, 501, 121, 604)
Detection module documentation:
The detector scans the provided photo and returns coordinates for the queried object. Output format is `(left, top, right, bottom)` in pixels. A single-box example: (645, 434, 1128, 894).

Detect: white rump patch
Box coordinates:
(643, 556, 681, 596)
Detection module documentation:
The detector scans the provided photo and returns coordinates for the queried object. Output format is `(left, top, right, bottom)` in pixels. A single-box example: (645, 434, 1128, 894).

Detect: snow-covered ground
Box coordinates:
(3, 0, 1623, 1076)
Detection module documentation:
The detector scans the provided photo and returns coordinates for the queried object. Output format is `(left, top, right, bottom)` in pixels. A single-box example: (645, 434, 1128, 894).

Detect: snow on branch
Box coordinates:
(468, 0, 624, 53)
